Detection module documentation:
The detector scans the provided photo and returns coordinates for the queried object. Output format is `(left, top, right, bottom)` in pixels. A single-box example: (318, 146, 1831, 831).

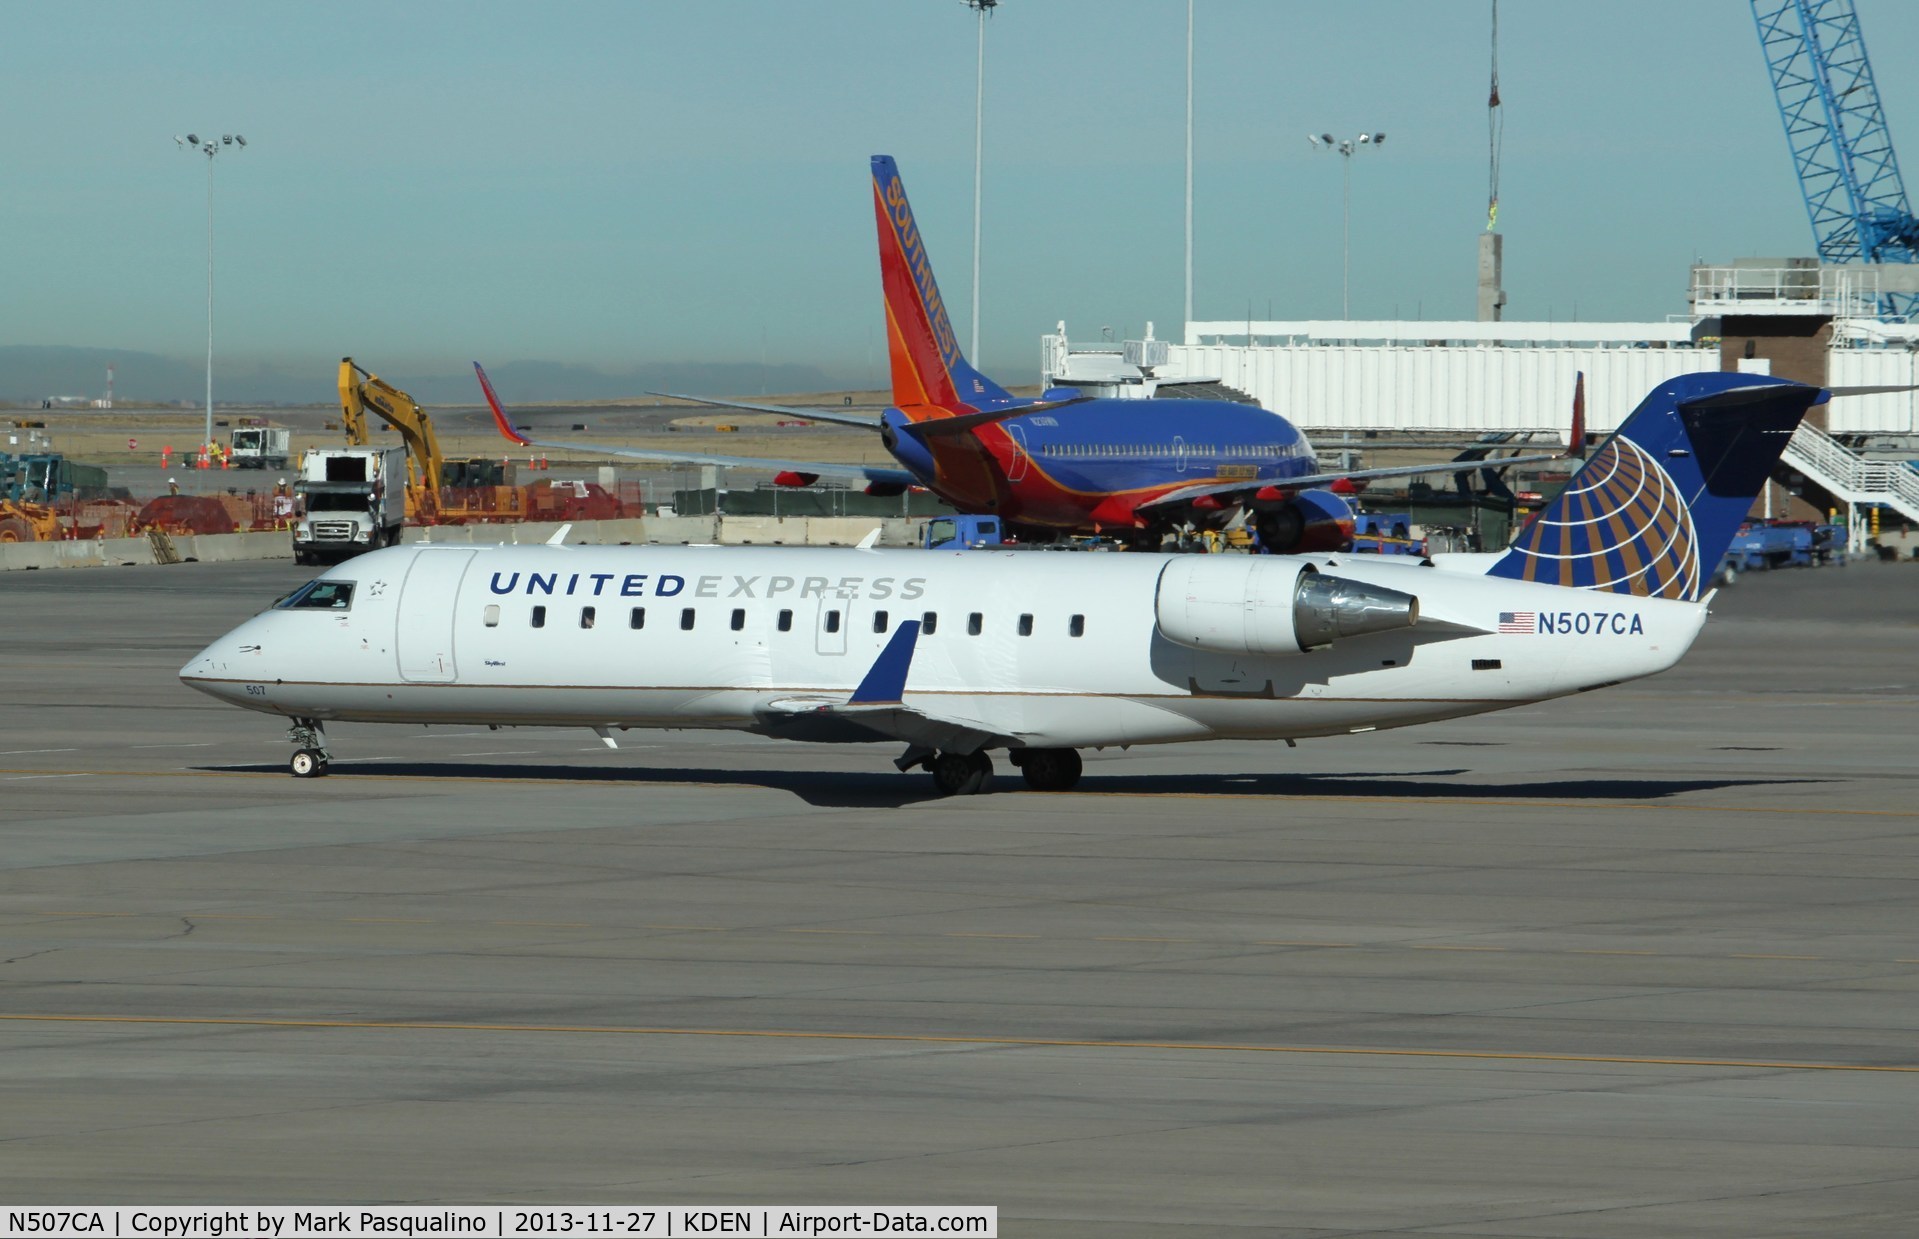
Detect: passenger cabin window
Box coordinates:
(921, 612, 938, 635)
(730, 608, 746, 631)
(873, 610, 888, 633)
(629, 607, 646, 629)
(778, 609, 793, 632)
(580, 606, 596, 629)
(825, 610, 842, 634)
(530, 605, 547, 629)
(278, 581, 354, 611)
(967, 612, 983, 636)
(1018, 613, 1033, 637)
(483, 604, 500, 628)
(680, 607, 696, 631)
(1069, 614, 1085, 638)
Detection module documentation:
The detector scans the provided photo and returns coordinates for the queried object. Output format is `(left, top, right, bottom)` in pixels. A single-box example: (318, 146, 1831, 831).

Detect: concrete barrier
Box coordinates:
(0, 513, 936, 572)
(403, 518, 652, 547)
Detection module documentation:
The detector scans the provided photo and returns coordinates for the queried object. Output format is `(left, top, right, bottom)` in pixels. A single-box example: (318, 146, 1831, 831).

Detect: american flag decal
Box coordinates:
(1498, 611, 1536, 633)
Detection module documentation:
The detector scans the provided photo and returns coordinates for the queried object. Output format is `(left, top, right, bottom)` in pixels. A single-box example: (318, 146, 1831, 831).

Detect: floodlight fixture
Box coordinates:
(1309, 125, 1388, 318)
(186, 133, 199, 145)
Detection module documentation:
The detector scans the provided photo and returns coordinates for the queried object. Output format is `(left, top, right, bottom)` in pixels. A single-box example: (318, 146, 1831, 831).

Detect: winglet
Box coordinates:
(546, 523, 572, 546)
(848, 620, 921, 705)
(855, 526, 883, 550)
(474, 362, 532, 446)
(1567, 370, 1587, 458)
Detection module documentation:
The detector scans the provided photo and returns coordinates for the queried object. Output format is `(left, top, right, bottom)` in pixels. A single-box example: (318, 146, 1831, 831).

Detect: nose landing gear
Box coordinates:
(287, 718, 331, 778)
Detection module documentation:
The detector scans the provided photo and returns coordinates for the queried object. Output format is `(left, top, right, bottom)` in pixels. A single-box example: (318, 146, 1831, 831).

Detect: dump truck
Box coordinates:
(292, 447, 405, 564)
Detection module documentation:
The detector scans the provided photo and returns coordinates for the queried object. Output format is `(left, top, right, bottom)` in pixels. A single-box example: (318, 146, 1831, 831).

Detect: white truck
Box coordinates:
(292, 447, 406, 564)
(227, 425, 291, 469)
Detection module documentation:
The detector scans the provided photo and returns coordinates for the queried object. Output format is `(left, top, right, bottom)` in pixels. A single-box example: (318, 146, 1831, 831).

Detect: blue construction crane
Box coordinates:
(1752, 0, 1919, 313)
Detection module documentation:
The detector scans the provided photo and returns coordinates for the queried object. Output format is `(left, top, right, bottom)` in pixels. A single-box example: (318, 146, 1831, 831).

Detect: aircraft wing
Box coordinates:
(759, 621, 1024, 753)
(477, 363, 917, 489)
(1138, 453, 1563, 511)
(651, 390, 1093, 438)
(645, 391, 883, 430)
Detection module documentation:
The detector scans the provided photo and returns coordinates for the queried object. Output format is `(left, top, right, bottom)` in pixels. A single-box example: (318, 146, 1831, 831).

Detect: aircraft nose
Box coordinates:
(179, 616, 271, 701)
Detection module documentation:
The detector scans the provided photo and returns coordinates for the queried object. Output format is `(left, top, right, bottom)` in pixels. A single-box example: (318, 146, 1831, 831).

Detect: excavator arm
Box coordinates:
(338, 358, 447, 495)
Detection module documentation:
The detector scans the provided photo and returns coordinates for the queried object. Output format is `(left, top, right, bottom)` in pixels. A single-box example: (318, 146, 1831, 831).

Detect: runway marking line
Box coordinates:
(17, 911, 1916, 970)
(783, 928, 881, 936)
(2, 767, 1916, 819)
(2, 1013, 1913, 1075)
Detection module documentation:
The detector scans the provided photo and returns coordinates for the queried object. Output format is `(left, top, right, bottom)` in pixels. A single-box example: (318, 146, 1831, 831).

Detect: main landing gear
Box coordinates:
(1010, 747, 1083, 792)
(900, 746, 1084, 796)
(287, 717, 331, 778)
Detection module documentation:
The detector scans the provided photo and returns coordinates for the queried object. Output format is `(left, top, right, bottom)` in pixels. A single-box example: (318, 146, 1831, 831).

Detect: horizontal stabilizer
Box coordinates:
(902, 395, 1093, 439)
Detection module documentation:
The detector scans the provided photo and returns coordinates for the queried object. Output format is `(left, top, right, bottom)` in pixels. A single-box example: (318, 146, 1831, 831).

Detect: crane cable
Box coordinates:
(1487, 0, 1503, 231)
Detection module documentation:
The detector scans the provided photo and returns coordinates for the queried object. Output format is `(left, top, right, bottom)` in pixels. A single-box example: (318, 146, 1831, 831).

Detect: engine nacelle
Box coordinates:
(1155, 557, 1419, 656)
(1253, 488, 1355, 554)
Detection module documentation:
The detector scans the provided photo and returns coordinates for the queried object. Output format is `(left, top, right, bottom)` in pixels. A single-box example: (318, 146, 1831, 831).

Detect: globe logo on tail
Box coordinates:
(1503, 437, 1699, 600)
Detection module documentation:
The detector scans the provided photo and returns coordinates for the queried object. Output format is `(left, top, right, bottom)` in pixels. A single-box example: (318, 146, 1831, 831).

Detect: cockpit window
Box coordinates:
(277, 580, 355, 611)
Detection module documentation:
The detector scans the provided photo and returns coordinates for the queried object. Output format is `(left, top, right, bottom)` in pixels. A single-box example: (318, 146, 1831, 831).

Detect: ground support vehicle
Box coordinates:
(293, 447, 406, 564)
(227, 425, 291, 470)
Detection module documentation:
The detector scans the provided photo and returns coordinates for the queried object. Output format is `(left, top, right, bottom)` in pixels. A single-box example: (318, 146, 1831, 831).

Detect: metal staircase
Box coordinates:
(1781, 420, 1919, 523)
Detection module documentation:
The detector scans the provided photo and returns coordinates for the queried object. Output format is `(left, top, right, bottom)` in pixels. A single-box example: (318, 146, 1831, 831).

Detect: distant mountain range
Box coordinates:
(0, 346, 856, 407)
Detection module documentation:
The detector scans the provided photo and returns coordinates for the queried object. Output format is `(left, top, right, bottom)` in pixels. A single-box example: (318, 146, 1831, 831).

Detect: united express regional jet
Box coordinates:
(480, 155, 1552, 552)
(185, 372, 1818, 795)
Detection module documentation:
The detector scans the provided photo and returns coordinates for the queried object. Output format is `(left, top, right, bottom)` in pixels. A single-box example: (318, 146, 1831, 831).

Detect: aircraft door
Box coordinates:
(815, 593, 849, 657)
(395, 549, 476, 682)
(1005, 425, 1030, 483)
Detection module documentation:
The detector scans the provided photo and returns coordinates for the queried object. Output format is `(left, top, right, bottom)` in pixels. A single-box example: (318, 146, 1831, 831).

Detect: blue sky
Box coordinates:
(7, 0, 1919, 397)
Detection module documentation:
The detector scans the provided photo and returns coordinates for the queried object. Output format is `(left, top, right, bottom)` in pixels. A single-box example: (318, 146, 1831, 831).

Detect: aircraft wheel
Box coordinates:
(289, 748, 327, 778)
(1020, 748, 1082, 792)
(931, 750, 992, 797)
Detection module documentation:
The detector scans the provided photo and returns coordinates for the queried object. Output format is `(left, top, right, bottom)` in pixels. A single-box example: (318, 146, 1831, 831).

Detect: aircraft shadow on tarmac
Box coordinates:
(201, 761, 1823, 810)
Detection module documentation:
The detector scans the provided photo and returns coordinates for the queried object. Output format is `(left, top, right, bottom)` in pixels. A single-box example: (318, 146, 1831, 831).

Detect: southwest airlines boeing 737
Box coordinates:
(480, 155, 1552, 552)
(186, 371, 1817, 795)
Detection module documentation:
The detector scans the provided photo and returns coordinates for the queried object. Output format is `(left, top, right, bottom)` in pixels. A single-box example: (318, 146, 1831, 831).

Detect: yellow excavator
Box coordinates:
(337, 358, 517, 523)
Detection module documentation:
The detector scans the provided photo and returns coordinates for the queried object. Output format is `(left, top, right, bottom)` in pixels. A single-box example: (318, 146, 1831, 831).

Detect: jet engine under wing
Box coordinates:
(1138, 452, 1563, 511)
(476, 363, 918, 490)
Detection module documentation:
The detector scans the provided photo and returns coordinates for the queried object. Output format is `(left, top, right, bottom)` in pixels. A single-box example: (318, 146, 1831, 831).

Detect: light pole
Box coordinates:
(1184, 0, 1194, 334)
(965, 0, 997, 364)
(1307, 131, 1384, 319)
(175, 132, 247, 454)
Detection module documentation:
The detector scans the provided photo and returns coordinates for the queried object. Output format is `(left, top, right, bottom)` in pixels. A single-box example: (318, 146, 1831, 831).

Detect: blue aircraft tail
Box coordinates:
(1486, 372, 1822, 602)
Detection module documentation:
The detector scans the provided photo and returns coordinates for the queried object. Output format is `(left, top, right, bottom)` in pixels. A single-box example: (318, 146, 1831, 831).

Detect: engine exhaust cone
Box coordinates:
(1293, 572, 1419, 649)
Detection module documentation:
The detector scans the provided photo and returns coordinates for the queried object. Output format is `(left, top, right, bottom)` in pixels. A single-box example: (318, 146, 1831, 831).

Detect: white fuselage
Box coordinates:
(181, 543, 1707, 752)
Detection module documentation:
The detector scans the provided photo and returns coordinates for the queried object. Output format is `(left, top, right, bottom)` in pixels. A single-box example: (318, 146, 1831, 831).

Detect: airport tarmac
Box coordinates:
(2, 556, 1917, 1235)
